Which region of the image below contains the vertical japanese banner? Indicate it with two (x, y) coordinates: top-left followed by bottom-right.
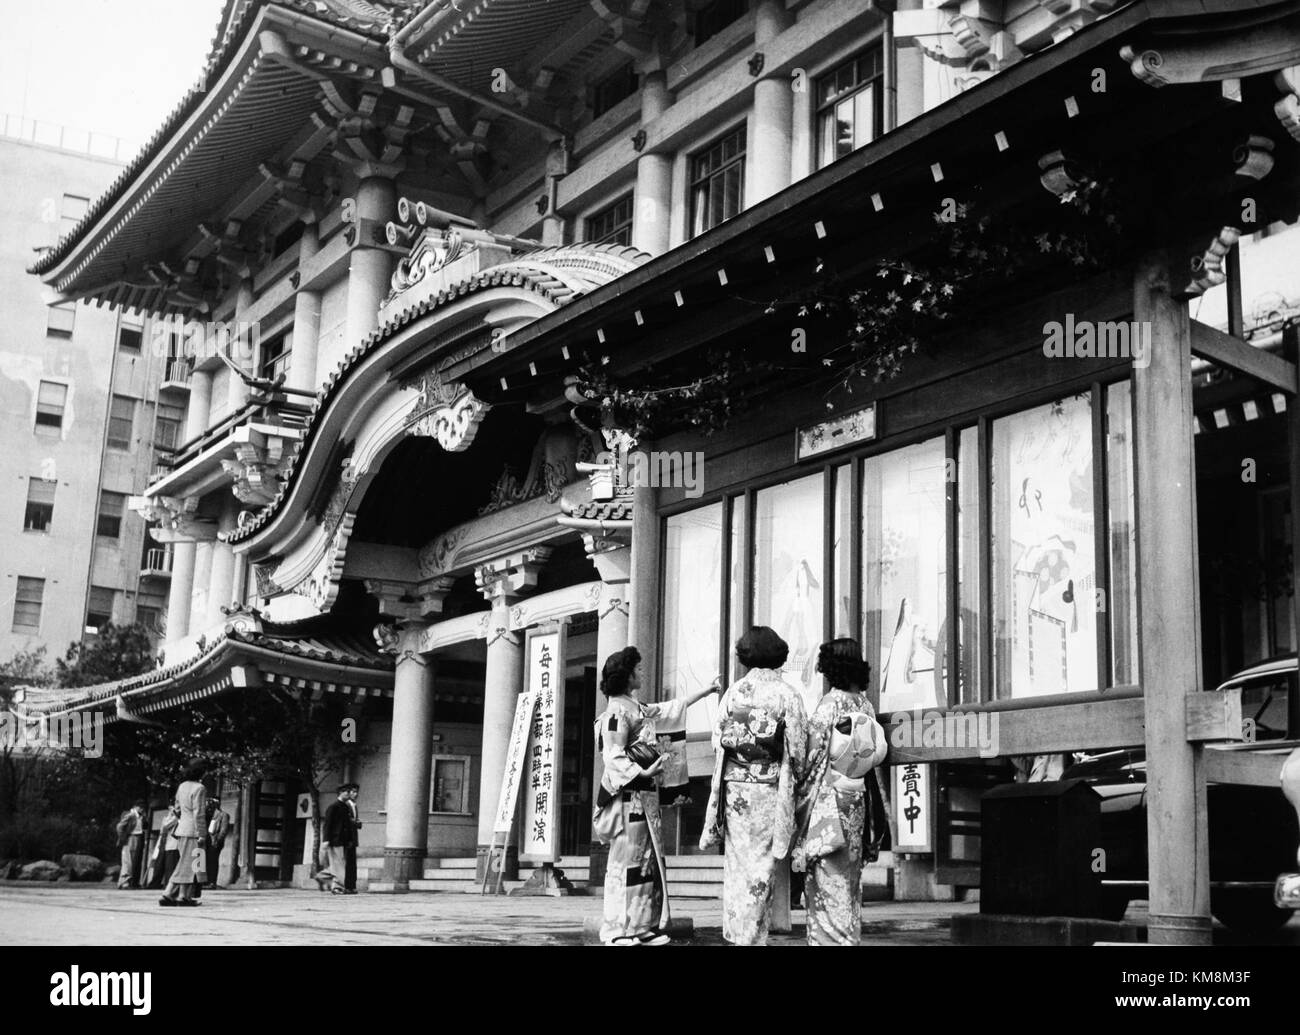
(519, 622), (567, 862)
(493, 689), (538, 834)
(893, 762), (934, 853)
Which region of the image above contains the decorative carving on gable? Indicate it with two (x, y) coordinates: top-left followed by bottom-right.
(131, 495), (217, 543)
(253, 561), (283, 598)
(478, 424), (579, 515)
(404, 367), (490, 452)
(290, 512), (357, 611)
(418, 525), (469, 579)
(220, 432), (295, 506)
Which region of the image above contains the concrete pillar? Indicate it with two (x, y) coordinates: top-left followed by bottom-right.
(1133, 250), (1211, 945)
(628, 480), (661, 693)
(229, 278), (255, 413)
(165, 541), (196, 644)
(474, 594), (524, 882)
(541, 142), (568, 246)
(189, 540), (214, 638)
(746, 0), (793, 207)
(633, 72), (672, 256)
(383, 641), (435, 886)
(185, 370), (213, 442)
(205, 503), (239, 628)
(344, 177), (396, 352)
(287, 223), (322, 394)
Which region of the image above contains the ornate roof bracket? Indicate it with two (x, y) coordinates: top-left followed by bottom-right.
(474, 546), (554, 604)
(366, 574), (456, 622)
(1120, 12), (1300, 91)
(130, 495), (218, 544)
(403, 368), (491, 451)
(1185, 226), (1243, 297)
(1275, 67), (1300, 142)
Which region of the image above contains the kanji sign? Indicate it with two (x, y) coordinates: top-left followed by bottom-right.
(492, 689), (537, 834)
(893, 762), (933, 853)
(519, 623), (567, 862)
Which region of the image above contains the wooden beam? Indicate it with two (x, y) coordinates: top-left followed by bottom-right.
(1189, 319), (1298, 394)
(1185, 688), (1242, 742)
(881, 696), (1147, 764)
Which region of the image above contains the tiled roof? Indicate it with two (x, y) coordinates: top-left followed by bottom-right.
(565, 492), (634, 523)
(225, 243), (649, 544)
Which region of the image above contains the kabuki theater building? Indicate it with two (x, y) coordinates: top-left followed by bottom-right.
(28, 0), (1300, 943)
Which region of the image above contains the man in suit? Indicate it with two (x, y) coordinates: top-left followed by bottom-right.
(116, 800), (147, 889)
(205, 797), (231, 888)
(322, 783), (360, 895)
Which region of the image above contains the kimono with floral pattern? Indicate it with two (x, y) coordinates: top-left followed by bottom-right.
(797, 688), (874, 945)
(700, 668), (812, 945)
(592, 694), (689, 942)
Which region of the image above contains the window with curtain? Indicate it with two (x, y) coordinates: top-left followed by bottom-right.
(86, 586), (115, 631)
(13, 577), (44, 632)
(753, 474), (825, 713)
(862, 437), (949, 713)
(35, 381), (68, 432)
(24, 477), (56, 532)
(97, 491), (126, 539)
(107, 395), (135, 449)
(46, 302), (76, 338)
(690, 126), (746, 238)
(816, 48), (884, 169)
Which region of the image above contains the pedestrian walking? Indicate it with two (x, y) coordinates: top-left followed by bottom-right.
(148, 805), (180, 890)
(701, 626), (814, 945)
(116, 800), (147, 889)
(159, 761), (207, 907)
(205, 797), (231, 888)
(322, 783), (359, 895)
(796, 638), (888, 945)
(592, 647), (719, 946)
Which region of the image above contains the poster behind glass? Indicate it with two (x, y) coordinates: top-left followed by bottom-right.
(992, 394), (1098, 697)
(662, 504), (723, 736)
(753, 475), (825, 714)
(862, 438), (949, 714)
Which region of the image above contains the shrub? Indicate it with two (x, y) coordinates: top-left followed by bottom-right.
(0, 812), (114, 864)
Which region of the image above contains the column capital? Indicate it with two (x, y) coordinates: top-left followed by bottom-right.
(365, 575), (455, 623)
(582, 534), (631, 584)
(475, 547), (554, 603)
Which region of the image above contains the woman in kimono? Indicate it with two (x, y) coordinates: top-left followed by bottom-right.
(593, 646), (719, 945)
(700, 626), (813, 945)
(798, 638), (885, 945)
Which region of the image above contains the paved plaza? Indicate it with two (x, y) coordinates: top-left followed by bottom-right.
(0, 883), (976, 946)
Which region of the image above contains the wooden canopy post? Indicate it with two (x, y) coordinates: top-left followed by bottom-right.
(1132, 251), (1211, 945)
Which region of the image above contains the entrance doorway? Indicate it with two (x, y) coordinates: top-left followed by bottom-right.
(559, 666), (596, 856)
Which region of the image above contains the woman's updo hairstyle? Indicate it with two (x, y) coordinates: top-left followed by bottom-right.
(816, 638), (872, 691)
(600, 646), (642, 697)
(735, 626), (789, 670)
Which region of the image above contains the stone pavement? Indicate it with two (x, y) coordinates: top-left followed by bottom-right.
(0, 883), (976, 946)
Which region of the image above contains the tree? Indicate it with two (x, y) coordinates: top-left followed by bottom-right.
(56, 623), (157, 688)
(0, 646), (54, 819)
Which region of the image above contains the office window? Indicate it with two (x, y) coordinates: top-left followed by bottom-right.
(592, 63), (637, 118)
(690, 126), (746, 238)
(107, 395), (135, 450)
(24, 477), (56, 532)
(694, 0), (749, 46)
(60, 194), (89, 236)
(816, 48), (884, 168)
(97, 491), (126, 539)
(35, 381), (68, 432)
(86, 586), (115, 632)
(136, 603), (163, 635)
(12, 577), (45, 632)
(585, 194), (634, 247)
(46, 302), (76, 338)
(154, 400), (184, 450)
(259, 333), (291, 383)
(118, 314), (144, 354)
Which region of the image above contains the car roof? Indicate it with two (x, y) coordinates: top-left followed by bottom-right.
(1215, 653), (1297, 689)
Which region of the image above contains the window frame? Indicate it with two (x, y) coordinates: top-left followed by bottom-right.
(693, 0), (750, 47)
(12, 577), (45, 632)
(23, 477), (56, 533)
(86, 586), (116, 632)
(815, 47), (885, 170)
(34, 380), (69, 433)
(106, 395), (135, 450)
(688, 125), (747, 239)
(46, 302), (76, 339)
(96, 490), (127, 540)
(584, 193), (634, 247)
(591, 63), (638, 118)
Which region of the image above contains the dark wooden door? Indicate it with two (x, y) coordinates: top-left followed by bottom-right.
(559, 667), (597, 856)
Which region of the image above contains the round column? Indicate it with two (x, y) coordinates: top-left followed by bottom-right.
(343, 177), (396, 352)
(165, 540), (196, 643)
(633, 71), (672, 256)
(475, 596), (524, 882)
(383, 643), (435, 886)
(746, 0), (794, 207)
(185, 370), (214, 442)
(228, 278), (255, 413)
(286, 223), (322, 394)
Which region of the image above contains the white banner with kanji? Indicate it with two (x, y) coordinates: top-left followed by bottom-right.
(519, 625), (566, 861)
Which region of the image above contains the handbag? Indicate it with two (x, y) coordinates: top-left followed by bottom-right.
(829, 712), (888, 779)
(626, 739), (660, 769)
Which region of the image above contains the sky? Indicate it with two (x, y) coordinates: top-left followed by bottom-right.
(0, 0), (227, 157)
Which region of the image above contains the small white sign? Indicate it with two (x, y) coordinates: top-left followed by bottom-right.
(797, 402), (876, 461)
(493, 690), (538, 834)
(893, 762), (933, 853)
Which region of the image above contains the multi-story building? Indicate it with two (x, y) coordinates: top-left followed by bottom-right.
(25, 0), (1300, 943)
(0, 122), (172, 661)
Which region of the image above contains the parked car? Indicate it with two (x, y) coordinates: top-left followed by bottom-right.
(1060, 655), (1300, 934)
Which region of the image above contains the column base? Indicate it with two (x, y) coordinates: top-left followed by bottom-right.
(382, 846), (426, 886)
(1147, 913), (1213, 945)
(509, 862), (574, 897)
(476, 843), (519, 886)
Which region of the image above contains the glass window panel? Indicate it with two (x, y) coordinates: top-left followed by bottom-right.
(47, 303), (75, 337)
(1106, 383), (1138, 686)
(991, 394), (1098, 698)
(431, 758), (468, 812)
(753, 474), (825, 714)
(862, 438), (949, 713)
(835, 99), (854, 160)
(853, 85), (876, 150)
(97, 491), (126, 539)
(36, 381), (68, 430)
(958, 427), (982, 704)
(663, 504), (724, 736)
(107, 395), (134, 449)
(13, 576), (44, 631)
(832, 464), (853, 637)
(24, 477), (56, 532)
